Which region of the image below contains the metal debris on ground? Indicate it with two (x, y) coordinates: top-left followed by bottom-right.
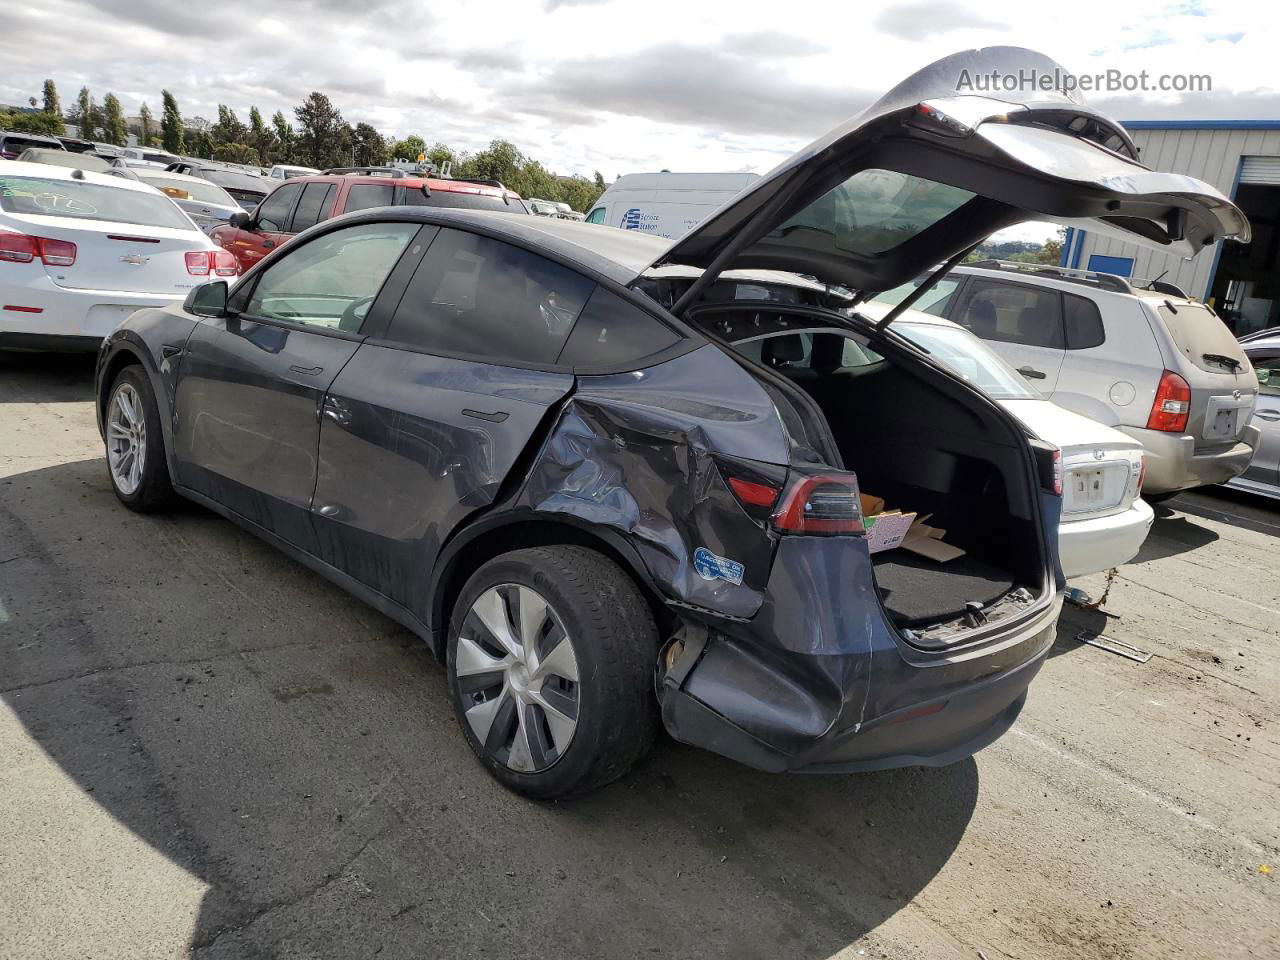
(1076, 630), (1153, 664)
(1064, 568), (1122, 617)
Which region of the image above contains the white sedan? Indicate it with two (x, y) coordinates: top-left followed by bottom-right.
(858, 302), (1154, 579)
(0, 160), (236, 351)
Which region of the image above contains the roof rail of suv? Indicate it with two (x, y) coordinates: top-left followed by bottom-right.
(966, 259), (1137, 294)
(323, 166), (409, 178)
(437, 175), (507, 190)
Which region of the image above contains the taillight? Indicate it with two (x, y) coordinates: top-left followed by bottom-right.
(185, 251), (211, 276)
(1137, 455), (1146, 492)
(0, 232), (76, 266)
(212, 249), (239, 276)
(1146, 370), (1191, 433)
(1052, 448), (1063, 497)
(771, 472), (864, 535)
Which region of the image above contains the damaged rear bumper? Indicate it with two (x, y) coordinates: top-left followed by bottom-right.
(658, 589), (1059, 774)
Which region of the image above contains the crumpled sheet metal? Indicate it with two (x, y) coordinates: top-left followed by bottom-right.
(517, 346), (787, 620)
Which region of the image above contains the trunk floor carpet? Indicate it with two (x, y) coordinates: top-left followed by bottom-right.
(872, 551), (1016, 626)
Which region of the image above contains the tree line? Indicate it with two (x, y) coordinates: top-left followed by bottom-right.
(2, 80), (607, 212)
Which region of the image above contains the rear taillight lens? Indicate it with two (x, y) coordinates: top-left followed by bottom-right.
(771, 472), (864, 535)
(1146, 370), (1191, 433)
(1052, 448), (1063, 497)
(212, 249), (239, 276)
(185, 251), (211, 276)
(0, 232), (76, 266)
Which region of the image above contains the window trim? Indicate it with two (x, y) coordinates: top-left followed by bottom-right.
(231, 221), (429, 340)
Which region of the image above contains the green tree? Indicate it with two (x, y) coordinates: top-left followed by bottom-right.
(139, 102), (154, 144)
(294, 92), (345, 169)
(188, 129), (215, 159)
(102, 93), (127, 146)
(160, 89), (185, 154)
(1033, 228), (1066, 265)
(391, 134), (425, 162)
(213, 143), (260, 165)
(426, 142), (456, 171)
(68, 86), (94, 139)
(351, 122), (388, 166)
(459, 139), (523, 186)
(270, 111), (293, 164)
(248, 106), (275, 165)
(594, 171), (606, 191)
(211, 104), (248, 149)
(8, 111), (66, 136)
(42, 79), (61, 118)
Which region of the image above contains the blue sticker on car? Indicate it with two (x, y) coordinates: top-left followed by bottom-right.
(693, 547), (744, 586)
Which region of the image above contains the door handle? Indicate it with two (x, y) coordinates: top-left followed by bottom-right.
(289, 364), (323, 376)
(462, 408), (509, 423)
(1257, 412), (1280, 421)
(1016, 365), (1047, 380)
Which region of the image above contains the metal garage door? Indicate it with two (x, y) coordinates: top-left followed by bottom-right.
(1240, 156), (1280, 185)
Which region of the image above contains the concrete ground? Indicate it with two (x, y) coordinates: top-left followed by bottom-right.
(1, 352), (1276, 960)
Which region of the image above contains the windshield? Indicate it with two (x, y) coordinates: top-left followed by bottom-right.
(137, 173), (236, 207)
(20, 150), (114, 172)
(895, 321), (1040, 399)
(0, 174), (194, 231)
(142, 152), (176, 165)
(204, 170), (268, 193)
(771, 169), (974, 256)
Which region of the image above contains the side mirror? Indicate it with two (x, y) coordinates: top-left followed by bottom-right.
(228, 210), (251, 229)
(185, 280), (229, 318)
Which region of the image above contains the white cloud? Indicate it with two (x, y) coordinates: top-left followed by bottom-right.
(1, 0), (1274, 183)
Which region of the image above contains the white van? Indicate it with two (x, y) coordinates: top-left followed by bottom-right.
(585, 171), (759, 240)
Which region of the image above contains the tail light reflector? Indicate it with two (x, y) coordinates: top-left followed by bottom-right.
(0, 232), (76, 266)
(1146, 370), (1191, 433)
(771, 472), (864, 535)
(727, 476), (779, 509)
(212, 249), (239, 276)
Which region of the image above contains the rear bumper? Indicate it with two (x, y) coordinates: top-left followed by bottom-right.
(0, 277), (186, 342)
(1058, 498), (1154, 579)
(658, 587), (1060, 774)
(1119, 424), (1259, 494)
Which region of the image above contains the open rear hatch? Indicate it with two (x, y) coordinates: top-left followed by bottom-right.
(634, 46), (1245, 637)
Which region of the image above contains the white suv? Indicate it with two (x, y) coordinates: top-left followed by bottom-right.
(878, 261), (1260, 498)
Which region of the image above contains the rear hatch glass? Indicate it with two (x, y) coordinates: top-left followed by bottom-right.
(1156, 302), (1249, 376)
(0, 173), (192, 231)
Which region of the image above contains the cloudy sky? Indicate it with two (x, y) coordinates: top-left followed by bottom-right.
(3, 0), (1276, 239)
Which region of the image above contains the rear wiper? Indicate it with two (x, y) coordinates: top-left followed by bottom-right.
(1203, 352), (1242, 372)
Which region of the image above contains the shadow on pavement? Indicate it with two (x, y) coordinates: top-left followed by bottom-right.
(1132, 505), (1221, 563)
(1167, 487), (1280, 540)
(1, 456), (980, 960)
(0, 351), (97, 403)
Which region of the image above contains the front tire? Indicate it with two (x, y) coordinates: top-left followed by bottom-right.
(105, 365), (173, 512)
(447, 545), (659, 799)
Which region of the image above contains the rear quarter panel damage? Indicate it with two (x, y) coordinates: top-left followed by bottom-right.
(517, 345), (790, 619)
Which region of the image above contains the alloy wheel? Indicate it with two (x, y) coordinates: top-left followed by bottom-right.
(455, 583), (581, 773)
(106, 383), (147, 496)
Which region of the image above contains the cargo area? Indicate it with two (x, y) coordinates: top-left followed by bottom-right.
(719, 316), (1048, 629)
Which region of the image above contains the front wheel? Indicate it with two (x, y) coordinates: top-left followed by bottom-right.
(105, 366), (173, 512)
(447, 545), (659, 799)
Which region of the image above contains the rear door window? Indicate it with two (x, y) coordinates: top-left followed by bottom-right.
(387, 228), (594, 365)
(397, 186), (518, 212)
(956, 279), (1064, 348)
(1063, 293), (1105, 349)
(344, 183), (395, 213)
(290, 182), (335, 231)
(255, 183), (301, 232)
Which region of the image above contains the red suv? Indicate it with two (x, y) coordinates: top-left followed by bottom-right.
(210, 167), (525, 272)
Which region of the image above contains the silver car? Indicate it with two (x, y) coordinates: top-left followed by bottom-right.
(1230, 331), (1280, 498)
(878, 261), (1260, 498)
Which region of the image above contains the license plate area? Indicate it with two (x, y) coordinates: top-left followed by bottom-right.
(1063, 460), (1128, 515)
(1203, 395), (1251, 441)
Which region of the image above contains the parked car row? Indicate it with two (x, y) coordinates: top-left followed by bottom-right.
(86, 48), (1252, 800)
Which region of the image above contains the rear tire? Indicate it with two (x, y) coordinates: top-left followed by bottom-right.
(447, 545), (659, 799)
(105, 365), (173, 512)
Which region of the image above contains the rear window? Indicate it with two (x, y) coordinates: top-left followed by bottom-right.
(137, 173), (236, 207)
(956, 279), (1064, 349)
(0, 174), (193, 230)
(399, 186), (522, 212)
(205, 171), (267, 193)
(1157, 302), (1248, 375)
(142, 152), (176, 165)
(4, 135), (61, 153)
(345, 183), (394, 212)
(873, 277), (960, 317)
(772, 169), (974, 255)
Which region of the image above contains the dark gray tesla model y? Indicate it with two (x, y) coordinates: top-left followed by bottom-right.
(94, 48), (1244, 797)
